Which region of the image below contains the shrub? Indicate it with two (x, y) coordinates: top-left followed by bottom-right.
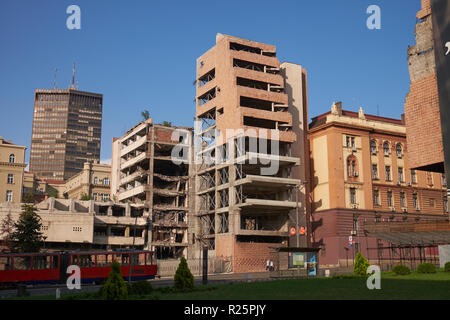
(99, 260), (129, 300)
(416, 263), (437, 274)
(392, 265), (411, 275)
(445, 262), (450, 273)
(174, 257), (194, 290)
(130, 280), (153, 296)
(353, 252), (370, 276)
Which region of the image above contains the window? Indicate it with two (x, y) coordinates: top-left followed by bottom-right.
(442, 174), (447, 187)
(396, 144), (403, 158)
(398, 167), (404, 182)
(93, 193), (98, 201)
(370, 140), (377, 154)
(103, 178), (110, 186)
(346, 136), (355, 149)
(350, 188), (356, 204)
(9, 154), (15, 163)
(7, 174), (14, 184)
(94, 177), (98, 184)
(430, 198), (435, 208)
(102, 194), (110, 202)
(383, 142), (390, 156)
(372, 164), (378, 179)
(347, 156), (358, 178)
(387, 191), (393, 207)
(413, 194), (419, 210)
(411, 170), (417, 184)
(373, 190), (380, 206)
(6, 190), (12, 202)
(385, 166), (391, 181)
(444, 198), (448, 213)
(400, 192), (406, 208)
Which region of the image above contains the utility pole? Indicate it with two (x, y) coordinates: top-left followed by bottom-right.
(128, 215), (138, 284)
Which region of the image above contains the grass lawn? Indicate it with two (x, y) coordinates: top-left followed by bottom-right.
(156, 272), (450, 300)
(4, 271), (450, 300)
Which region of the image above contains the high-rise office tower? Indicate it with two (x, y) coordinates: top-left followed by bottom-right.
(194, 34), (309, 272)
(30, 88), (103, 181)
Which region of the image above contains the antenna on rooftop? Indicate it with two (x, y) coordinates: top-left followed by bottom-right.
(70, 62), (77, 89)
(53, 68), (58, 89)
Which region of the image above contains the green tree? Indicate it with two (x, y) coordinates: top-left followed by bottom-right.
(353, 251), (370, 276)
(80, 193), (93, 201)
(162, 121), (172, 127)
(141, 110), (150, 121)
(99, 260), (129, 300)
(48, 190), (58, 198)
(174, 257), (194, 290)
(10, 203), (44, 253)
(0, 212), (15, 252)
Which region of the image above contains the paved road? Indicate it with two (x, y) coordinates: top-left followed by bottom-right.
(0, 272), (274, 299)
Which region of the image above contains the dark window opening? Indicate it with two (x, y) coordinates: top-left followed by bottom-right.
(230, 42), (261, 54)
(243, 116), (276, 129)
(240, 96), (272, 111)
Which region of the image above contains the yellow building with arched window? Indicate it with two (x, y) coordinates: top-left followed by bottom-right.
(0, 137), (27, 203)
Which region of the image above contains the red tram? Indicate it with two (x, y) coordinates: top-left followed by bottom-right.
(0, 250), (157, 286)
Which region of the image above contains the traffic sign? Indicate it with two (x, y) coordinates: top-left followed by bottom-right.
(290, 226), (296, 236)
(299, 226), (306, 235)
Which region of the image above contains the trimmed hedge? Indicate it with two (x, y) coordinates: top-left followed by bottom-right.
(130, 280), (153, 296)
(444, 262), (450, 272)
(416, 263), (437, 274)
(174, 257), (194, 290)
(392, 265), (411, 275)
(99, 260), (129, 300)
(353, 252), (370, 276)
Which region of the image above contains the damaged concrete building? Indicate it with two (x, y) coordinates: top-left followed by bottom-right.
(193, 34), (309, 272)
(111, 119), (195, 259)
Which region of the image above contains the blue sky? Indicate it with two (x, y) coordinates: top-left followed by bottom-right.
(0, 0), (420, 163)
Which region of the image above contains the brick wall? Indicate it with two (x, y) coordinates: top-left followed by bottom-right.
(405, 74), (444, 169)
(233, 241), (284, 273)
(417, 0), (431, 20)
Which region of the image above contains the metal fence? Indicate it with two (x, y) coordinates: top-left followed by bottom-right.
(156, 256), (232, 277)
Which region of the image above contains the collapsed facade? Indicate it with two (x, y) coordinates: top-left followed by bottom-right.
(111, 119), (195, 259)
(193, 34), (309, 272)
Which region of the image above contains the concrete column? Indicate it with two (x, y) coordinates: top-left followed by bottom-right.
(107, 206), (112, 216)
(69, 199), (75, 212)
(107, 226), (111, 236)
(48, 197), (55, 212)
(88, 200), (95, 214)
(125, 203), (131, 217)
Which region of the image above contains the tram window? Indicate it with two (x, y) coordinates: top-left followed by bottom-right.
(0, 257), (11, 270)
(147, 253), (153, 265)
(97, 254), (112, 267)
(114, 254), (129, 266)
(79, 255), (94, 268)
(52, 256), (59, 269)
(72, 255), (80, 265)
(33, 256), (51, 270)
(13, 256), (31, 270)
(129, 253), (142, 266)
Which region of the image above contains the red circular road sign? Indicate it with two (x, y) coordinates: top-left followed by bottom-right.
(299, 226), (306, 235)
(290, 227), (296, 236)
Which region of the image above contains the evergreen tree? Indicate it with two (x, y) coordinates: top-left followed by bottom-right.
(353, 251), (370, 276)
(10, 203), (44, 253)
(0, 212), (15, 252)
(174, 257), (194, 290)
(99, 260), (129, 300)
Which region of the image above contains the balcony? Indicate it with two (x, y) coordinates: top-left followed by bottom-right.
(120, 135), (147, 157)
(94, 235), (145, 246)
(120, 152), (148, 171)
(118, 185), (149, 201)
